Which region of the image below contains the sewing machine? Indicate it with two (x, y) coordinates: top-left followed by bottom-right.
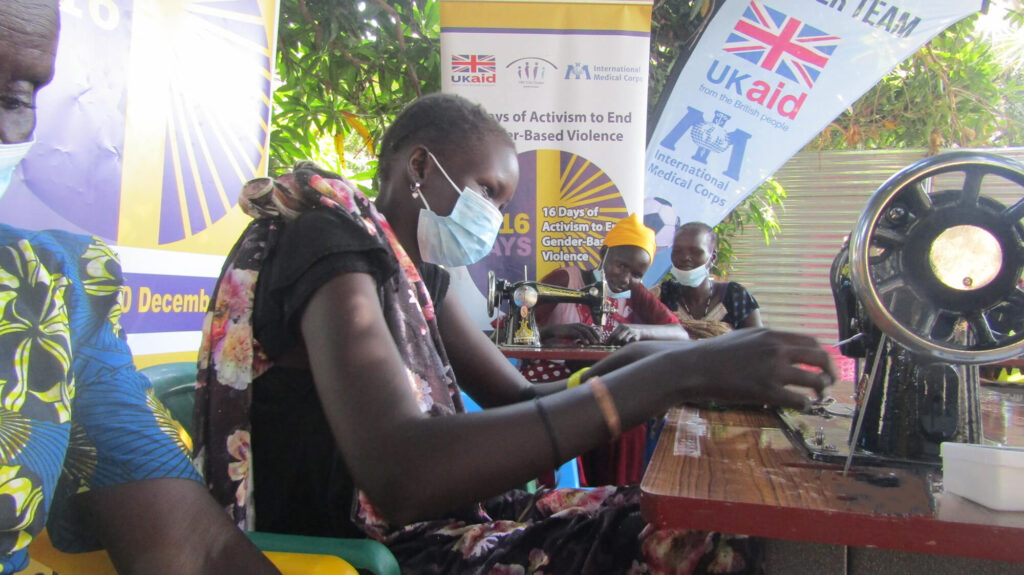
(486, 270), (615, 347)
(783, 151), (1024, 467)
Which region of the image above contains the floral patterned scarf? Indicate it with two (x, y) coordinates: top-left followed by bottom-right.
(192, 164), (466, 534)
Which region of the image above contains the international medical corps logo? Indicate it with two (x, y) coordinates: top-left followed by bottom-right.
(725, 1), (840, 88)
(450, 54), (497, 84)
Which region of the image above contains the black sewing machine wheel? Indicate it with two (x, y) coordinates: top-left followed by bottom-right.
(849, 152), (1024, 364)
(487, 271), (498, 317)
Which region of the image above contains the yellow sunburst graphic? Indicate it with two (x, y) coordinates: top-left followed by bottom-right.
(534, 149), (627, 279)
(118, 0), (278, 254)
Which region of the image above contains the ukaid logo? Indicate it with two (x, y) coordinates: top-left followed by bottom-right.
(709, 1), (840, 120)
(451, 54), (497, 84)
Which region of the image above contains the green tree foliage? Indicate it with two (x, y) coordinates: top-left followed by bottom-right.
(267, 0), (1020, 272)
(271, 0), (440, 184)
(268, 0), (775, 270)
(648, 0), (714, 120)
(812, 11), (1024, 153)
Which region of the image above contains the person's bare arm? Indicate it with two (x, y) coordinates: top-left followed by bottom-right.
(438, 292), (547, 405)
(303, 272), (592, 523)
(608, 323), (690, 344)
(302, 272), (835, 526)
(74, 478), (280, 575)
(741, 308), (764, 328)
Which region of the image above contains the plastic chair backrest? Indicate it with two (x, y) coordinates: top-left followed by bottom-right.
(555, 458), (582, 490)
(140, 362), (198, 433)
(247, 532), (399, 575)
(27, 528), (359, 575)
(143, 362), (401, 575)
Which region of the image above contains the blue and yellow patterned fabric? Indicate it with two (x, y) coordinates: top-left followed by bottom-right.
(0, 225), (199, 574)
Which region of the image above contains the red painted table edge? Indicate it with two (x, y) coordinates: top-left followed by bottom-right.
(640, 449), (1024, 563)
(496, 345), (615, 361)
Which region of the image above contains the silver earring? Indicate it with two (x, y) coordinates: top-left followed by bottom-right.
(410, 181), (421, 198)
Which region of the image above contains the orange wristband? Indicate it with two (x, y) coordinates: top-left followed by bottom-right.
(588, 376), (621, 440)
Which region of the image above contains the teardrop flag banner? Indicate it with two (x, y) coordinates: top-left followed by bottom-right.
(642, 0), (984, 286)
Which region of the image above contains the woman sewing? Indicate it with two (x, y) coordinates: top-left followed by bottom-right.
(193, 93), (833, 573)
(523, 214), (689, 486)
(530, 213), (689, 350)
(655, 221), (764, 339)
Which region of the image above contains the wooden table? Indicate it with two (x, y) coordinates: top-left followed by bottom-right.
(640, 391), (1024, 563)
(495, 344), (617, 361)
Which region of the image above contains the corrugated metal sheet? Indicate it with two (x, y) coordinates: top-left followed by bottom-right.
(725, 148), (1024, 345)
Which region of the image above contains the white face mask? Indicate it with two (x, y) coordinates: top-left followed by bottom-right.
(0, 139), (35, 200)
(593, 267), (631, 299)
(671, 263), (710, 287)
(413, 151), (503, 267)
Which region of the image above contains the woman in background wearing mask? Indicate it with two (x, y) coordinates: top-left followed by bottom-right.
(528, 212), (688, 351)
(523, 214), (688, 487)
(530, 213), (689, 351)
(193, 93), (832, 573)
(655, 222), (764, 340)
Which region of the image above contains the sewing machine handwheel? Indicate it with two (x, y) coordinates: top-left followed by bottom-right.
(849, 152), (1024, 364)
(487, 271), (497, 317)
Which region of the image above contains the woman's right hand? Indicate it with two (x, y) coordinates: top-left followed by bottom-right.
(540, 323), (603, 345)
(628, 328), (836, 411)
(682, 328), (835, 409)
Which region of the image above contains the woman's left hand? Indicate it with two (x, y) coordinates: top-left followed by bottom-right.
(608, 323), (690, 345)
(607, 323), (647, 345)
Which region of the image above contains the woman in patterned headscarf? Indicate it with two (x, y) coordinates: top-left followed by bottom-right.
(192, 93), (834, 574)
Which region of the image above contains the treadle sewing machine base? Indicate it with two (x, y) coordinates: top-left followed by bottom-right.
(777, 380), (1024, 468)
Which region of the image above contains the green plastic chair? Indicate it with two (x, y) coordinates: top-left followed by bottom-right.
(246, 532), (397, 575)
(142, 362), (400, 575)
(141, 362), (196, 432)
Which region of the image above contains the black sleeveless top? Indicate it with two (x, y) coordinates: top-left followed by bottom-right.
(249, 208), (449, 537)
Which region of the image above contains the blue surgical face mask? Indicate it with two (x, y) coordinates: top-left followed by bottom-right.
(593, 266), (632, 299)
(671, 263), (710, 287)
(413, 151), (503, 267)
(0, 139), (35, 200)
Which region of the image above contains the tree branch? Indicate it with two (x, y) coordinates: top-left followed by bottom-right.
(370, 0), (423, 96)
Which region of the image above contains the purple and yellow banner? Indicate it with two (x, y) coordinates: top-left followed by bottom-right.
(0, 0), (279, 366)
(441, 0), (653, 327)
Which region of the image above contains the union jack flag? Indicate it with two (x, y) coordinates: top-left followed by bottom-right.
(724, 1), (839, 88)
(451, 54), (496, 74)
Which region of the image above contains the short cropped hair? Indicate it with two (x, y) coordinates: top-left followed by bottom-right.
(377, 93), (512, 184)
(675, 221), (718, 248)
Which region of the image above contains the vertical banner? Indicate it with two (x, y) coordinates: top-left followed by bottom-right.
(441, 0), (653, 327)
(642, 0), (983, 285)
(0, 0), (279, 366)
